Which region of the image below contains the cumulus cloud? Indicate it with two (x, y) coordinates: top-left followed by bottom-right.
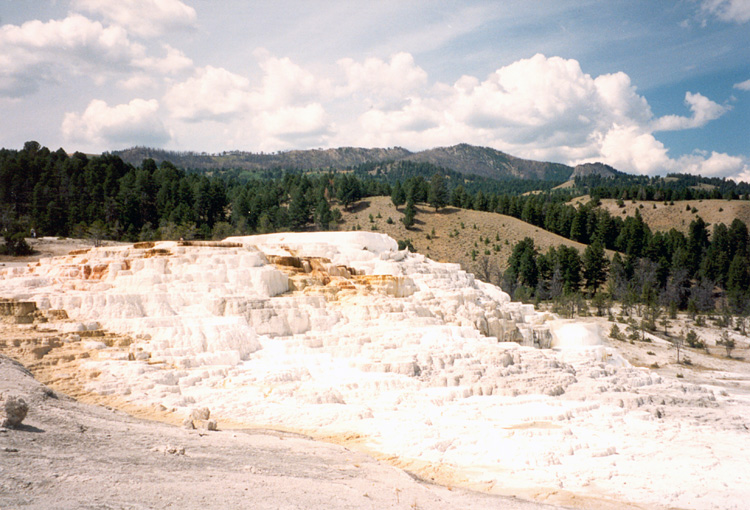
(251, 49), (332, 109)
(62, 98), (170, 148)
(72, 0), (197, 37)
(340, 54), (653, 158)
(0, 13), (195, 98)
(164, 54), (335, 147)
(325, 53), (745, 179)
(337, 52), (428, 106)
(254, 103), (330, 145)
(734, 79), (750, 90)
(651, 91), (729, 131)
(133, 44), (193, 75)
(163, 66), (252, 121)
(701, 0), (750, 23)
(0, 14), (142, 96)
(678, 151), (750, 178)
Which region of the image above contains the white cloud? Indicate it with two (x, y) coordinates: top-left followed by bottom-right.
(72, 0), (197, 37)
(164, 54), (336, 148)
(164, 66), (251, 121)
(594, 125), (673, 175)
(337, 52), (428, 106)
(701, 0), (750, 23)
(339, 54), (656, 160)
(256, 104), (327, 136)
(734, 79), (750, 90)
(62, 98), (170, 149)
(251, 49), (333, 109)
(678, 150), (750, 178)
(0, 13), (193, 98)
(133, 44), (193, 75)
(0, 14), (142, 96)
(652, 91), (729, 131)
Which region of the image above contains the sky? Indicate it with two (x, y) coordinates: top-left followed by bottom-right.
(1, 0), (749, 181)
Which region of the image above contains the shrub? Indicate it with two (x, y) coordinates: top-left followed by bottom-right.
(0, 232), (33, 256)
(685, 330), (705, 349)
(717, 331), (736, 358)
(397, 239), (416, 252)
(609, 324), (623, 341)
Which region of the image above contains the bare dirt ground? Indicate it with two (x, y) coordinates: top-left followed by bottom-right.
(0, 237), (125, 269)
(339, 196), (594, 281)
(569, 197), (750, 235)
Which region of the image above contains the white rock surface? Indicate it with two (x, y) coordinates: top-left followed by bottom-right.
(2, 232), (749, 509)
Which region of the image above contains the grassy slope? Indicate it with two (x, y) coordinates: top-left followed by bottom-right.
(571, 197), (750, 235)
(339, 196), (592, 282)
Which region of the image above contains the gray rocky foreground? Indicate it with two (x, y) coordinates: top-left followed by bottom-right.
(0, 355), (564, 510)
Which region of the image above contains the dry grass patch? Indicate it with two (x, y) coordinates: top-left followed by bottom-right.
(339, 196), (592, 281)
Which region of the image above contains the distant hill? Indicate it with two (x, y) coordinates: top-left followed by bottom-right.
(114, 144), (578, 182)
(571, 162), (622, 179)
(401, 143), (573, 181)
(113, 146), (411, 173)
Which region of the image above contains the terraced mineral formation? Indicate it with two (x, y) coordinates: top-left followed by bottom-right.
(1, 232), (748, 510)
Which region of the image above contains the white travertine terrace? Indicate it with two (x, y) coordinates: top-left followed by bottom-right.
(2, 232), (748, 509)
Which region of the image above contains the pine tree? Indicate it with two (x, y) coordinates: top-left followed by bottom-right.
(428, 174), (448, 212)
(391, 180), (406, 209)
(402, 198), (416, 229)
(314, 198), (333, 230)
(287, 187), (310, 229)
(583, 240), (609, 295)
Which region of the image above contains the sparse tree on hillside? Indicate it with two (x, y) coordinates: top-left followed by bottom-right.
(717, 331), (736, 358)
(428, 173), (448, 212)
(391, 180), (406, 209)
(401, 199), (416, 229)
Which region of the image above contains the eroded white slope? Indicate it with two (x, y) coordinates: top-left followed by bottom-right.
(2, 232), (748, 510)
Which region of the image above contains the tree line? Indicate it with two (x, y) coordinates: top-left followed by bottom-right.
(0, 142), (397, 251)
(501, 213), (750, 319)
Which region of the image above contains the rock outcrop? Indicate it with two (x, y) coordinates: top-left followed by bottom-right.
(1, 393), (28, 428)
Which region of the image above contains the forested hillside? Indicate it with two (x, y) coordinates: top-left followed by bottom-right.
(114, 143), (574, 182)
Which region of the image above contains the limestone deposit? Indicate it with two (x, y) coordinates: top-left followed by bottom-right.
(1, 232), (749, 509)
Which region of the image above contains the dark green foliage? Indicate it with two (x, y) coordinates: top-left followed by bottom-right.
(428, 174), (448, 211)
(397, 239), (416, 252)
(391, 180), (406, 208)
(401, 199), (416, 229)
(0, 231), (33, 256)
(335, 174), (362, 211)
(505, 238), (539, 290)
(582, 240), (609, 294)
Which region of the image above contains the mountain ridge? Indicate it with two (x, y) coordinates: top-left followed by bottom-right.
(113, 144), (590, 182)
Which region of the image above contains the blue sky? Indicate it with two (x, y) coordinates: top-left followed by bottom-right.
(1, 0), (748, 180)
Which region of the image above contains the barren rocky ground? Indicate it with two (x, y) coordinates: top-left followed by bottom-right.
(0, 350), (562, 510)
(0, 238), (564, 510)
